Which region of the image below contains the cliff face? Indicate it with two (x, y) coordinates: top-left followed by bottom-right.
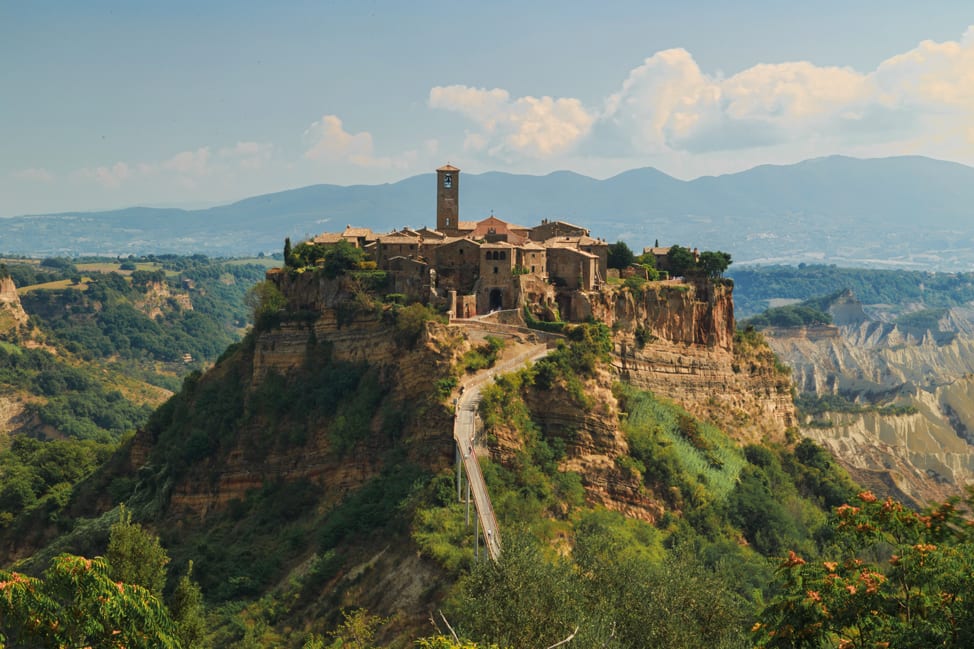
(135, 280), (193, 319)
(487, 279), (795, 523)
(0, 275), (28, 334)
(764, 293), (974, 505)
(165, 271), (462, 518)
(592, 281), (795, 444)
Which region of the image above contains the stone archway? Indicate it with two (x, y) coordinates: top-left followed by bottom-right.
(489, 288), (504, 311)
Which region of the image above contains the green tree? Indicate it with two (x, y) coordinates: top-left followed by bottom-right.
(607, 240), (636, 269)
(284, 237), (293, 267)
(0, 554), (179, 648)
(245, 279), (287, 326)
(326, 608), (384, 649)
(322, 240), (365, 278)
(450, 532), (583, 649)
(666, 245), (698, 277)
(757, 490), (974, 648)
(169, 561), (208, 649)
(699, 250), (732, 278)
(106, 505), (170, 596)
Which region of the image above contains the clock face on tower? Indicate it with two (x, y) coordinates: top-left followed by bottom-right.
(443, 174), (453, 189)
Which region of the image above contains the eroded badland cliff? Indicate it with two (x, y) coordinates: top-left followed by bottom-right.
(764, 290), (974, 506)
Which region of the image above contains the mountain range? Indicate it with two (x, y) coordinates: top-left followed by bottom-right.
(3, 155), (973, 269)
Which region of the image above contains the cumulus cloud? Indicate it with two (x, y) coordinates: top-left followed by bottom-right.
(304, 114), (417, 169)
(305, 115), (379, 165)
(435, 26), (974, 164)
(429, 85), (595, 160)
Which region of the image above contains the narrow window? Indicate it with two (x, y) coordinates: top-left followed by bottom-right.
(494, 266), (498, 274)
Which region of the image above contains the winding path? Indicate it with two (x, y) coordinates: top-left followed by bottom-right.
(451, 319), (560, 561)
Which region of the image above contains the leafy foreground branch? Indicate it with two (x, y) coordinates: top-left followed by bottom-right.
(757, 488), (974, 648)
(0, 554), (179, 649)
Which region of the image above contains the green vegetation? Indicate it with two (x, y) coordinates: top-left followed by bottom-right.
(757, 489), (974, 648)
(667, 245), (732, 279)
(606, 240), (635, 269)
(0, 554), (180, 648)
(744, 302), (833, 329)
(522, 306), (567, 334)
(460, 336), (504, 373)
(730, 265), (974, 318)
(13, 255), (266, 375)
(0, 344), (153, 442)
(0, 502), (208, 649)
(0, 436), (116, 529)
(895, 307), (948, 333)
(796, 393), (919, 418)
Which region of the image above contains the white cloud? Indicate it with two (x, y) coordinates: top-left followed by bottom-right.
(304, 114), (415, 169)
(304, 115), (377, 165)
(435, 26), (974, 166)
(429, 85), (595, 160)
(83, 162), (132, 189)
(12, 167), (55, 182)
(163, 147), (212, 176)
(219, 141), (273, 170)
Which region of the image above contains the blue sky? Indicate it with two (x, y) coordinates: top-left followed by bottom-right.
(2, 1), (974, 216)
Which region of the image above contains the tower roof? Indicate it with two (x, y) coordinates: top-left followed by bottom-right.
(437, 164), (460, 172)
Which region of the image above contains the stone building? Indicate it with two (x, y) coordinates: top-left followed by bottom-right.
(310, 164), (618, 319)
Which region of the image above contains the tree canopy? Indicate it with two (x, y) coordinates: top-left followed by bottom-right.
(607, 241), (636, 270)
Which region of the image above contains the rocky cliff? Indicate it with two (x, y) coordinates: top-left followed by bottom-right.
(0, 275), (28, 335)
(162, 271), (464, 518)
(764, 291), (974, 505)
(592, 280), (795, 444)
(487, 279), (795, 523)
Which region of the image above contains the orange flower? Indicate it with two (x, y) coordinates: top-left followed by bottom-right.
(823, 561), (838, 572)
(783, 550), (806, 567)
(807, 590), (822, 602)
(858, 490), (877, 503)
(845, 585), (857, 594)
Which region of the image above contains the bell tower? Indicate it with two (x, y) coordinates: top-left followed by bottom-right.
(436, 164), (460, 234)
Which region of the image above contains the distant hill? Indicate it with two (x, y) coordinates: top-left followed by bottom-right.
(3, 155), (973, 269)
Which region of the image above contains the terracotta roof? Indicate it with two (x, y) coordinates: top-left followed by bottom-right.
(416, 227), (446, 239)
(343, 226), (373, 238)
(312, 232), (344, 244)
(644, 247), (671, 255)
(549, 246), (598, 259)
(377, 233), (418, 242)
(545, 235), (605, 247)
(437, 164), (460, 172)
(456, 221), (477, 231)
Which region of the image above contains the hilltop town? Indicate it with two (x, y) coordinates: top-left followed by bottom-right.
(282, 165), (718, 322)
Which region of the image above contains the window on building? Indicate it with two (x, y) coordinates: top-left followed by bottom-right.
(499, 251), (506, 260)
(531, 266), (535, 272)
(493, 266), (498, 274)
